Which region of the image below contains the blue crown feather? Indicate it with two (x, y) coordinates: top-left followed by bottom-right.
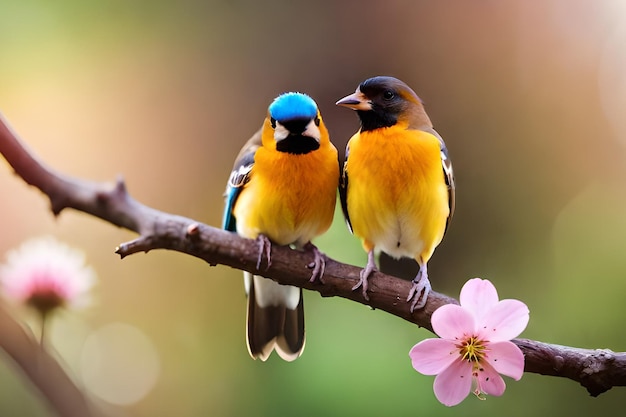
(269, 92), (318, 122)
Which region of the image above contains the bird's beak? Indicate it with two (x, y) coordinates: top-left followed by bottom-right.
(336, 90), (371, 111)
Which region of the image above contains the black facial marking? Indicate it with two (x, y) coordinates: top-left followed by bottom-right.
(276, 135), (320, 155)
(356, 77), (411, 132)
(280, 117), (310, 135)
(357, 109), (397, 131)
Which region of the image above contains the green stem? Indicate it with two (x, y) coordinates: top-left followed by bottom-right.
(39, 310), (48, 351)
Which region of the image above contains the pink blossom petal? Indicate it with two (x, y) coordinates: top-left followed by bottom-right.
(431, 304), (476, 340)
(433, 358), (473, 406)
(485, 341), (525, 380)
(410, 338), (459, 375)
(477, 299), (529, 342)
(476, 361), (506, 397)
(0, 237), (96, 312)
(459, 278), (499, 321)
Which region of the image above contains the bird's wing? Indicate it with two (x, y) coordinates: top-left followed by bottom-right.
(338, 141), (353, 233)
(425, 127), (455, 232)
(222, 129), (262, 232)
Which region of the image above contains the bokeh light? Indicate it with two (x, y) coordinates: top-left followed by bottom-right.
(80, 322), (160, 406)
(598, 1), (626, 149)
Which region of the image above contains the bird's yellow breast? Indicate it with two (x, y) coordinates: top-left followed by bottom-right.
(234, 144), (339, 246)
(346, 125), (449, 261)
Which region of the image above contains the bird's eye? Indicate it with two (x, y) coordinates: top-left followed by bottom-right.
(383, 91), (395, 100)
(314, 116), (320, 127)
(270, 117), (276, 129)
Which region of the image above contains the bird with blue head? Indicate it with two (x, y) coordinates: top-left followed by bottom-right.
(223, 92), (339, 361)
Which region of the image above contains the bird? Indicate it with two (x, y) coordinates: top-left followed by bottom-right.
(336, 76), (455, 312)
(222, 92), (339, 361)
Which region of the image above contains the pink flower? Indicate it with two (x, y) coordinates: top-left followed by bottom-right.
(0, 237), (96, 315)
(409, 278), (529, 406)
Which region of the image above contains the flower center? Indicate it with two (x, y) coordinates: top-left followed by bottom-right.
(457, 336), (487, 363)
(27, 288), (66, 315)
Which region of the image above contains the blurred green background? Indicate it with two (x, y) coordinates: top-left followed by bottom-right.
(2, 0), (626, 416)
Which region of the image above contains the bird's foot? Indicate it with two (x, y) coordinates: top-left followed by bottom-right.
(352, 250), (376, 301)
(304, 242), (326, 284)
(255, 235), (272, 271)
(407, 269), (431, 312)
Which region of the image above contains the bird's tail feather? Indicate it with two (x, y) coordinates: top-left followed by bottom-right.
(246, 275), (305, 362)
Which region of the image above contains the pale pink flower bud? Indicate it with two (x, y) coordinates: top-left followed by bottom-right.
(0, 237), (96, 315)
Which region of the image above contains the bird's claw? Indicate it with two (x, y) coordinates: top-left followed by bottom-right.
(256, 235), (272, 271)
(352, 250), (376, 301)
(305, 243), (326, 284)
(407, 272), (431, 313)
(352, 268), (371, 301)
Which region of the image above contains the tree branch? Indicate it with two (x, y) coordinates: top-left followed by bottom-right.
(1, 113), (624, 398)
(0, 303), (96, 417)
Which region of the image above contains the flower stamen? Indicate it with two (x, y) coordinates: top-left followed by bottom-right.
(458, 336), (487, 363)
